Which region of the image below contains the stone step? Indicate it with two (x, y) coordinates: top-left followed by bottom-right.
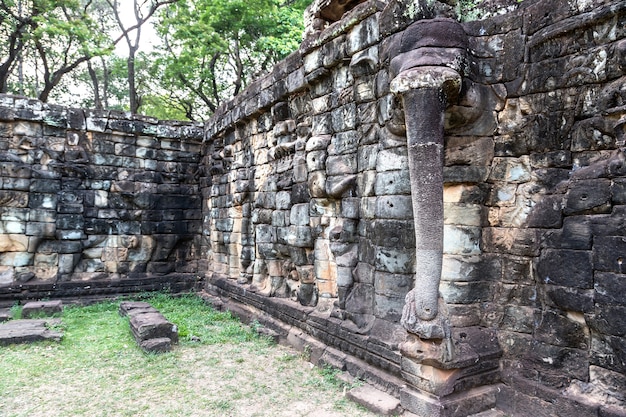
(469, 409), (508, 417)
(346, 384), (403, 416)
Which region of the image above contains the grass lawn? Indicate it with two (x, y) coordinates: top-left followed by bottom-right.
(0, 293), (376, 417)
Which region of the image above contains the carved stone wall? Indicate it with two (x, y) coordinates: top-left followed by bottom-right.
(0, 95), (204, 301)
(470, 1), (626, 414)
(0, 0), (624, 415)
(202, 0), (626, 415)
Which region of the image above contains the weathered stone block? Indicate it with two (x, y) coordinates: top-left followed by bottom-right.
(331, 104), (357, 133)
(593, 236), (626, 273)
(522, 341), (590, 387)
(488, 156), (532, 183)
(21, 300), (63, 319)
(140, 337), (172, 353)
(0, 190), (29, 207)
(347, 13), (380, 55)
(286, 226), (313, 248)
(374, 246), (414, 274)
(536, 249), (593, 289)
(374, 270), (413, 297)
(0, 234), (29, 252)
(534, 310), (589, 349)
(525, 195), (564, 228)
(482, 227), (540, 257)
(589, 304), (626, 337)
(564, 179), (612, 215)
(444, 225), (481, 255)
(375, 195), (412, 219)
(377, 148), (408, 172)
(345, 283), (374, 315)
(326, 154), (358, 175)
(544, 285), (594, 313)
(595, 272), (626, 306)
(0, 319), (63, 345)
(442, 255), (500, 283)
(590, 334), (626, 374)
(373, 170), (411, 196)
(0, 220), (25, 234)
(440, 281), (492, 304)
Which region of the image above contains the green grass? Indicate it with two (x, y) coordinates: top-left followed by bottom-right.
(0, 293), (376, 417)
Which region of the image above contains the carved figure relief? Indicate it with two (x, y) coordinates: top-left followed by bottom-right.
(388, 18), (468, 342)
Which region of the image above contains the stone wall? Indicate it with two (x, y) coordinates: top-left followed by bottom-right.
(0, 95), (204, 302)
(202, 0), (626, 415)
(472, 1), (626, 414)
(1, 0), (625, 415)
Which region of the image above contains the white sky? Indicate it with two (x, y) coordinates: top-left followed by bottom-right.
(113, 1), (160, 55)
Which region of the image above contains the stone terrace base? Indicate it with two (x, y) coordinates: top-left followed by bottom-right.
(401, 385), (500, 417)
(0, 274), (203, 307)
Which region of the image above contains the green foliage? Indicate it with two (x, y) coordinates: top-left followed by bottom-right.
(142, 292), (257, 344)
(9, 304), (22, 320)
(1, 0), (113, 100)
(153, 0), (311, 120)
(1, 0), (311, 119)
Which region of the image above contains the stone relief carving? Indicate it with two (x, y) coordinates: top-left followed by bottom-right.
(388, 18), (468, 343)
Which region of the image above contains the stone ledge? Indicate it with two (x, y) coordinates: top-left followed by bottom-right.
(347, 384), (403, 416)
(204, 277), (408, 399)
(400, 384), (500, 417)
(207, 275), (404, 376)
(0, 308), (12, 322)
(0, 274), (203, 304)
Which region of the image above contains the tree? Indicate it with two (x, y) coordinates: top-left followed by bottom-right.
(0, 0), (114, 102)
(154, 0), (309, 120)
(105, 0), (177, 114)
(0, 0), (33, 94)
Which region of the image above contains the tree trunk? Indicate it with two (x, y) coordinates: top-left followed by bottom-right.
(128, 48), (139, 113)
(87, 61), (102, 109)
(101, 56), (110, 109)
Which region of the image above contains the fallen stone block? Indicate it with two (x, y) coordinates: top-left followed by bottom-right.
(120, 301), (178, 353)
(21, 300), (63, 319)
(140, 337), (172, 353)
(255, 326), (279, 344)
(129, 312), (178, 344)
(0, 308), (12, 322)
(0, 319), (63, 345)
(118, 301), (155, 317)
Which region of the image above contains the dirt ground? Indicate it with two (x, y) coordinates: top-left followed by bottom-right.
(0, 340), (380, 417)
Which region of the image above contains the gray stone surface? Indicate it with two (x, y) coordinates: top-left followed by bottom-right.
(21, 300), (63, 319)
(0, 308), (13, 322)
(346, 384), (402, 416)
(120, 302), (178, 353)
(0, 319), (63, 345)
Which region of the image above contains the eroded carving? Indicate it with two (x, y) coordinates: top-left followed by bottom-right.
(389, 18), (468, 340)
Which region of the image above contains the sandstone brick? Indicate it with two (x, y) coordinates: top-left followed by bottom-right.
(536, 249), (593, 289)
